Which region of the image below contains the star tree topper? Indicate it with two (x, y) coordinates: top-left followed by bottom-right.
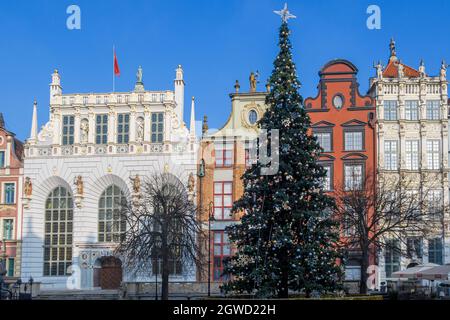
(274, 3), (296, 23)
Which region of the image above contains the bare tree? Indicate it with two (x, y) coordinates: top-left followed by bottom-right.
(334, 172), (444, 294)
(115, 172), (204, 300)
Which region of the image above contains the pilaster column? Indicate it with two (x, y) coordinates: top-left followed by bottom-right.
(144, 107), (151, 142)
(108, 108), (116, 144)
(88, 109), (95, 144)
(129, 108), (136, 143)
(74, 111), (81, 145)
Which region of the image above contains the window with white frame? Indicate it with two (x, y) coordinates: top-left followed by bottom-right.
(62, 115), (75, 146)
(384, 101), (398, 121)
(117, 114), (130, 144)
(385, 240), (401, 278)
(384, 141), (398, 170)
(44, 186), (73, 276)
(406, 237), (423, 259)
(405, 100), (419, 120)
(344, 131), (363, 151)
(117, 95), (122, 104)
(244, 140), (257, 168)
(320, 164), (333, 191)
(428, 190), (443, 218)
(96, 114), (108, 145)
(0, 150), (5, 168)
(96, 96), (101, 104)
(2, 219), (13, 240)
(98, 185), (126, 243)
(152, 94), (157, 102)
(344, 163), (363, 191)
(151, 112), (164, 143)
(83, 96), (88, 105)
(428, 238), (443, 265)
(405, 140), (419, 170)
(427, 140), (440, 170)
(314, 132), (332, 152)
(426, 100), (440, 120)
(4, 183), (15, 204)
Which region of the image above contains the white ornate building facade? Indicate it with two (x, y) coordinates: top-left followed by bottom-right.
(21, 66), (198, 290)
(369, 40), (450, 285)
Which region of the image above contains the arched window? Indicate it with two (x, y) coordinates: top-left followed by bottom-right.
(44, 186), (73, 276)
(98, 185), (126, 243)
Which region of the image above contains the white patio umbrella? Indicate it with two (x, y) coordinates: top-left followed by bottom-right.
(416, 264), (450, 281)
(391, 263), (439, 279)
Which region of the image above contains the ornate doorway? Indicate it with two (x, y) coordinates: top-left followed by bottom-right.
(98, 256), (122, 290)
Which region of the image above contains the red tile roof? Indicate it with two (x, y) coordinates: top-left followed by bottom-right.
(383, 59), (421, 78)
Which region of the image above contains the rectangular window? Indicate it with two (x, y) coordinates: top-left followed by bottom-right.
(213, 231), (231, 281)
(321, 164), (333, 191)
(4, 183), (15, 204)
(62, 115), (75, 146)
(344, 131), (363, 151)
(215, 142), (233, 168)
(214, 182), (233, 220)
(405, 140), (419, 170)
(406, 238), (423, 260)
(117, 114), (130, 144)
(117, 95), (122, 103)
(0, 151), (5, 168)
(428, 190), (443, 218)
(83, 96), (88, 105)
(314, 132), (332, 152)
(426, 100), (440, 120)
(3, 219), (13, 240)
(428, 238), (443, 265)
(104, 96), (109, 104)
(151, 112), (164, 143)
(7, 258), (14, 277)
(405, 100), (419, 120)
(427, 140), (440, 170)
(344, 164), (363, 191)
(95, 114), (108, 145)
(384, 141), (398, 171)
(385, 240), (401, 278)
(384, 101), (398, 121)
(96, 96), (101, 104)
(244, 140), (257, 168)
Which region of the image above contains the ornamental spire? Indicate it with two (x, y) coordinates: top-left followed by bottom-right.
(29, 100), (38, 143)
(274, 3), (296, 23)
(389, 38), (398, 62)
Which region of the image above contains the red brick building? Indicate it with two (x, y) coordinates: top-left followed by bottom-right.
(0, 113), (24, 279)
(304, 60), (376, 283)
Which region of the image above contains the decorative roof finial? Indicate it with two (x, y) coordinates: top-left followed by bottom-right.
(0, 113), (4, 129)
(419, 59), (426, 77)
(274, 3), (296, 23)
(234, 80), (240, 93)
(389, 38), (397, 62)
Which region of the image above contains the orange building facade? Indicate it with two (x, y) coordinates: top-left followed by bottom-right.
(0, 113), (24, 280)
(304, 60), (377, 282)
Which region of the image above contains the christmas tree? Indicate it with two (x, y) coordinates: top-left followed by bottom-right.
(222, 7), (343, 299)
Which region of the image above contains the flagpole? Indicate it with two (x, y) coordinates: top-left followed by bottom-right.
(113, 45), (115, 92)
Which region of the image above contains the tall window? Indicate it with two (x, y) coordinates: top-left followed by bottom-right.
(344, 131), (363, 151)
(117, 113), (130, 144)
(321, 164), (333, 191)
(405, 100), (419, 120)
(7, 258), (14, 277)
(214, 182), (233, 220)
(213, 231), (231, 281)
(427, 140), (440, 170)
(426, 100), (440, 120)
(151, 113), (164, 143)
(314, 132), (332, 152)
(405, 140), (419, 170)
(4, 183), (15, 204)
(428, 238), (443, 265)
(2, 219), (13, 240)
(428, 190), (443, 219)
(62, 115), (74, 146)
(244, 140), (257, 168)
(96, 114), (108, 145)
(215, 142), (233, 168)
(344, 164), (363, 191)
(44, 186), (73, 276)
(98, 185), (126, 243)
(384, 101), (398, 121)
(0, 151), (5, 168)
(152, 247), (183, 276)
(384, 141), (398, 170)
(406, 237), (423, 259)
(385, 240), (400, 278)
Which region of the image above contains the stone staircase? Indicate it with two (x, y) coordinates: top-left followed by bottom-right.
(36, 289), (120, 300)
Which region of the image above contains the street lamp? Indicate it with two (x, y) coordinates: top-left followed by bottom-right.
(208, 201), (214, 297)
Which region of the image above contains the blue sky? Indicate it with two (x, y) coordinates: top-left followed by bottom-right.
(0, 0), (449, 141)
